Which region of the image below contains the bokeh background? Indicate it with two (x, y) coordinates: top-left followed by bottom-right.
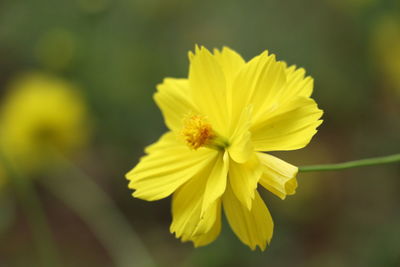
(0, 0), (399, 266)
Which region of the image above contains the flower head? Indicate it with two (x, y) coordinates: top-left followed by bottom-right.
(126, 46), (323, 250)
(371, 15), (400, 96)
(0, 73), (90, 170)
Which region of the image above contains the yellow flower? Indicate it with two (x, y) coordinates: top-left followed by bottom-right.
(126, 47), (323, 250)
(0, 73), (89, 170)
(370, 15), (400, 96)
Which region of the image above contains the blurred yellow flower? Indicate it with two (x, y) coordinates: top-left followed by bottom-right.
(0, 73), (90, 170)
(126, 47), (323, 250)
(371, 15), (400, 95)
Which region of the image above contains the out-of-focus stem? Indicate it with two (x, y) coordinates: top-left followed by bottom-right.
(41, 155), (157, 267)
(299, 153), (400, 172)
(0, 151), (61, 267)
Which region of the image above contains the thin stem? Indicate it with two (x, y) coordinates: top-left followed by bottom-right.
(41, 154), (157, 267)
(0, 151), (61, 267)
(299, 153), (400, 172)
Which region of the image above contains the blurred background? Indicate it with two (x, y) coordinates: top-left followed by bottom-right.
(0, 0), (399, 266)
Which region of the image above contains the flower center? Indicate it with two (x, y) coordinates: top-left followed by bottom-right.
(181, 114), (215, 150)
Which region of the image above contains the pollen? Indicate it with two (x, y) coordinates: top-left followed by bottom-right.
(181, 114), (215, 150)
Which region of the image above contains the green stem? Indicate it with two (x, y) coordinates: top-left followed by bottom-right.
(41, 155), (157, 267)
(0, 151), (61, 267)
(299, 153), (400, 172)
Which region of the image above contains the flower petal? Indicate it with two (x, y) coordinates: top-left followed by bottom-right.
(257, 153), (298, 200)
(251, 97), (323, 151)
(231, 51), (286, 126)
(223, 183), (273, 251)
(213, 47), (246, 124)
(213, 46), (245, 90)
(126, 132), (218, 201)
(170, 164), (221, 240)
(229, 153), (263, 210)
(154, 78), (196, 132)
(189, 46), (228, 135)
(280, 63), (313, 103)
(228, 105), (253, 164)
(201, 151), (229, 215)
(181, 200), (222, 248)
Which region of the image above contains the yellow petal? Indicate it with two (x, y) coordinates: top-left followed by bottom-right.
(251, 97), (323, 151)
(281, 63), (313, 103)
(170, 164), (221, 240)
(201, 151), (229, 215)
(189, 46), (228, 136)
(213, 46), (245, 90)
(229, 153), (263, 210)
(227, 105), (253, 164)
(213, 47), (246, 123)
(257, 153), (298, 200)
(231, 51), (286, 126)
(181, 200), (222, 247)
(223, 183), (273, 250)
(126, 132), (218, 201)
(154, 78), (197, 132)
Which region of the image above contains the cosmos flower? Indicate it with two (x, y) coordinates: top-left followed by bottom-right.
(370, 15), (400, 96)
(0, 73), (89, 171)
(126, 46), (323, 250)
